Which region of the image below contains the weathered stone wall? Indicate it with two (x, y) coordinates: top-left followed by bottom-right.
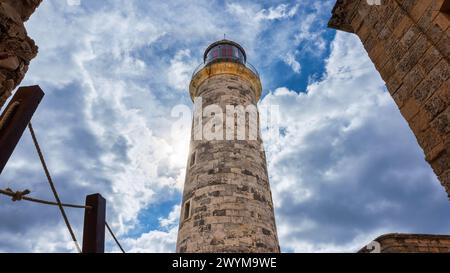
(176, 73), (280, 253)
(329, 0), (450, 198)
(359, 233), (450, 253)
(0, 0), (42, 110)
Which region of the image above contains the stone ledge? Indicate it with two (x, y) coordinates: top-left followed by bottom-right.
(359, 233), (450, 253)
(0, 0), (42, 109)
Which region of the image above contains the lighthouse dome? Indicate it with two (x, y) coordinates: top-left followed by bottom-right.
(203, 39), (246, 65)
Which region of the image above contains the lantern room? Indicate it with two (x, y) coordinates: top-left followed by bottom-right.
(203, 39), (247, 65)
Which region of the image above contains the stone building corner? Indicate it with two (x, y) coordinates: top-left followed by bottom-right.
(0, 0), (43, 109)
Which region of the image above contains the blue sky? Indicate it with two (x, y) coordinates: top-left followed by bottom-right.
(1, 0), (449, 253)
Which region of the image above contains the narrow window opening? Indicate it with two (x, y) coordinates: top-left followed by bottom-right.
(184, 200), (191, 220)
(190, 152), (196, 167)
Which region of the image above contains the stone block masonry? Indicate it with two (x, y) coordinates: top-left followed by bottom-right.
(177, 69), (280, 253)
(359, 233), (450, 253)
(329, 0), (450, 198)
(0, 0), (42, 110)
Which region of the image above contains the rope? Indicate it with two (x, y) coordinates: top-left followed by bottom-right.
(106, 221), (126, 253)
(0, 101), (20, 131)
(0, 188), (92, 209)
(2, 186), (126, 253)
(4, 188), (30, 201)
(28, 122), (82, 253)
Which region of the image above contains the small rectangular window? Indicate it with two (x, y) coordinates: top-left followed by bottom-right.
(183, 200), (191, 220)
(190, 152), (196, 167)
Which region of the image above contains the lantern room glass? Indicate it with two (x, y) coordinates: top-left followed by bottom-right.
(205, 44), (245, 65)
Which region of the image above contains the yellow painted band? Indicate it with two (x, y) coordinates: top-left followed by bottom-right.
(189, 62), (262, 101)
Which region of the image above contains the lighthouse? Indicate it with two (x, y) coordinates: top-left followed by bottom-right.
(176, 40), (280, 253)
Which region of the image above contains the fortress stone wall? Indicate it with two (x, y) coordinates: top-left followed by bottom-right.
(0, 0), (42, 109)
(330, 0), (450, 253)
(330, 0), (450, 198)
(359, 233), (450, 253)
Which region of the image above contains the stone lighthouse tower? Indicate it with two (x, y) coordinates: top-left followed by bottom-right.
(176, 40), (280, 253)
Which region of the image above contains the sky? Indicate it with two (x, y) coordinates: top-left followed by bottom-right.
(0, 0), (449, 253)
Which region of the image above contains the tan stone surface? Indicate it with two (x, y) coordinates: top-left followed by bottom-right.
(177, 70), (280, 253)
(359, 233), (450, 253)
(189, 61), (262, 101)
(329, 0), (450, 198)
(0, 0), (42, 110)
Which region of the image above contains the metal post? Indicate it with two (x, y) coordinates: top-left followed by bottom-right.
(82, 193), (106, 253)
(0, 86), (44, 175)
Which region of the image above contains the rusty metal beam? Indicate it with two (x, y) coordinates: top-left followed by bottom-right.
(0, 85), (44, 175)
(82, 193), (106, 253)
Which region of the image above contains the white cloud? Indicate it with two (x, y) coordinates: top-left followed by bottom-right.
(2, 0), (448, 254)
(255, 3), (299, 21)
(224, 1), (331, 74)
(167, 49), (197, 91)
(226, 3), (299, 22)
(283, 52), (301, 74)
(3, 0), (194, 251)
(260, 32), (450, 252)
(293, 12), (327, 55)
(124, 205), (180, 253)
(123, 227), (178, 253)
(159, 205), (181, 228)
